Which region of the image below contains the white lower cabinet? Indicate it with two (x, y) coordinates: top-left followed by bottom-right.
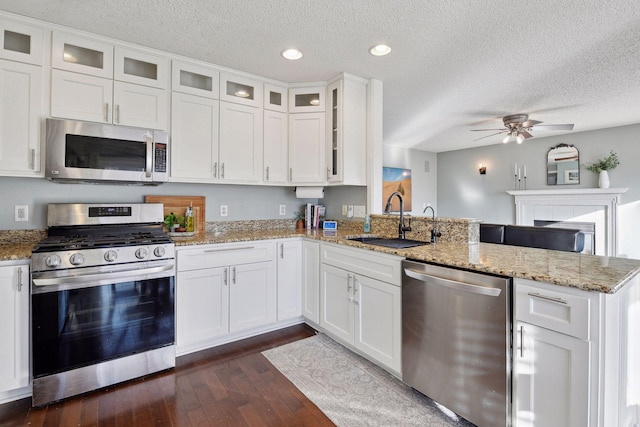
(176, 266), (229, 347)
(302, 239), (320, 324)
(515, 321), (589, 427)
(513, 277), (640, 427)
(0, 262), (30, 395)
(176, 242), (276, 354)
(229, 261), (276, 332)
(319, 243), (402, 374)
(276, 239), (302, 321)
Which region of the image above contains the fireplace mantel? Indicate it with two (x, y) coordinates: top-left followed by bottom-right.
(506, 188), (628, 256)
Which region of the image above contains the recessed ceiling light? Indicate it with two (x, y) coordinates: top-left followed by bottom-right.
(310, 99), (320, 106)
(281, 48), (303, 60)
(235, 90), (250, 98)
(369, 44), (391, 56)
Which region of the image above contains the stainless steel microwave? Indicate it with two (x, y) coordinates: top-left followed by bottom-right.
(45, 118), (169, 185)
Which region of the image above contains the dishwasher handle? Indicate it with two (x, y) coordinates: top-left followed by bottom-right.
(404, 268), (502, 297)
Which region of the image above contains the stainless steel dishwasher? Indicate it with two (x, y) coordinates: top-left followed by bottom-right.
(402, 260), (512, 427)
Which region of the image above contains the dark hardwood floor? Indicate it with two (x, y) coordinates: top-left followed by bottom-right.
(0, 324), (335, 427)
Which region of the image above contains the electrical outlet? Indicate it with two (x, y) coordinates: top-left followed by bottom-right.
(220, 205), (228, 217)
(279, 205), (286, 215)
(347, 205), (354, 218)
(353, 205), (366, 218)
(15, 205), (28, 222)
(342, 205), (348, 216)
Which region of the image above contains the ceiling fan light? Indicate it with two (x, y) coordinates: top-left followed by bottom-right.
(502, 135), (510, 144)
(516, 134), (525, 144)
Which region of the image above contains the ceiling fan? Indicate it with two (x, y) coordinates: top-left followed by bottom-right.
(471, 114), (574, 144)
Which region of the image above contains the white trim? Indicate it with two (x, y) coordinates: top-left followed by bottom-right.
(507, 189), (628, 256)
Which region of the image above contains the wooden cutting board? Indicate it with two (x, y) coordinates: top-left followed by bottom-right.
(145, 195), (206, 234)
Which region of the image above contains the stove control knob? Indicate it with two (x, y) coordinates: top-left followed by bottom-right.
(153, 246), (166, 258)
(69, 253), (85, 266)
(135, 248), (148, 259)
(45, 254), (62, 268)
(104, 250), (118, 262)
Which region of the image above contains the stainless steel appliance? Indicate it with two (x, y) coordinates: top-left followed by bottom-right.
(30, 203), (175, 406)
(45, 118), (169, 185)
(402, 260), (512, 427)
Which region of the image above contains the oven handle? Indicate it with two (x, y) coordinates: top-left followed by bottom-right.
(32, 264), (174, 291)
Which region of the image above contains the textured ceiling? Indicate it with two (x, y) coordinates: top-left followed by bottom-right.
(1, 0), (639, 152)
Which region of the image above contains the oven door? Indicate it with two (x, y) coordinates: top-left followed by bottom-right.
(31, 262), (175, 380)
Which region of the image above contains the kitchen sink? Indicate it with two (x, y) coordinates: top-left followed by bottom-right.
(348, 237), (429, 249)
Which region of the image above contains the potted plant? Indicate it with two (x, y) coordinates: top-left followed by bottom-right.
(294, 210), (305, 230)
(164, 212), (186, 232)
(584, 151), (619, 188)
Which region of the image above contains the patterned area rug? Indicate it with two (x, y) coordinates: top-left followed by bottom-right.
(263, 333), (475, 427)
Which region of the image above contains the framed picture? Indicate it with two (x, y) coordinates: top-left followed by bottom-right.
(564, 169), (579, 184)
(382, 167), (412, 212)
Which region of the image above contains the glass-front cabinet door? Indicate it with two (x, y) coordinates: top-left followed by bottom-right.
(220, 72), (262, 107)
(288, 86), (325, 113)
(51, 32), (114, 79)
(114, 47), (169, 89)
(172, 60), (220, 99)
(264, 83), (288, 112)
(0, 20), (44, 65)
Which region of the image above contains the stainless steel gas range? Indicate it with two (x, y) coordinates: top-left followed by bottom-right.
(30, 203), (176, 406)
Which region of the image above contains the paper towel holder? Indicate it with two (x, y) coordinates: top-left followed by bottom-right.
(294, 186), (325, 199)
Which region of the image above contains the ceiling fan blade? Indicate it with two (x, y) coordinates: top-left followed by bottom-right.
(473, 131), (507, 141)
(470, 128), (507, 132)
(520, 129), (533, 139)
(521, 120), (542, 127)
(531, 123), (574, 131)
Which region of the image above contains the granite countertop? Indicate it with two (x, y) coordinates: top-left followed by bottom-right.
(3, 228), (640, 294)
(174, 229), (640, 294)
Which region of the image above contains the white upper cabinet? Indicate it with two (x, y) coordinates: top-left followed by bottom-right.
(263, 109), (288, 184)
(289, 86), (325, 113)
(171, 92), (219, 182)
(219, 101), (263, 182)
(289, 112), (326, 183)
(51, 32), (168, 129)
(0, 60), (44, 177)
(112, 80), (167, 129)
(220, 72), (262, 107)
(52, 32), (114, 78)
(114, 47), (169, 89)
(51, 69), (113, 123)
(172, 60), (220, 99)
(264, 83), (287, 112)
(326, 74), (367, 185)
(0, 19), (44, 65)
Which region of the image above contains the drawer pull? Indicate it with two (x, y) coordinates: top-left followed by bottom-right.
(203, 246), (255, 253)
(527, 292), (568, 305)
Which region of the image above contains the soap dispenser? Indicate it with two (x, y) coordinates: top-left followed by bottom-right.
(364, 214), (371, 233)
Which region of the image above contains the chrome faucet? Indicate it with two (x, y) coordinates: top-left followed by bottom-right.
(423, 205), (441, 243)
(384, 191), (412, 239)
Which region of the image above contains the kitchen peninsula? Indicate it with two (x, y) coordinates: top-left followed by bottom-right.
(2, 217), (639, 425)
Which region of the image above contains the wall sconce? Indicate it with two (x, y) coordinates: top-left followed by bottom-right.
(479, 164), (487, 175)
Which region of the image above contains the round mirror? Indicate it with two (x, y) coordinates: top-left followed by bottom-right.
(547, 144), (579, 185)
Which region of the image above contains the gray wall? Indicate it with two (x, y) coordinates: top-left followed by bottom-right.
(0, 178), (327, 229)
(437, 123), (640, 258)
(383, 145), (438, 215)
(323, 186), (367, 219)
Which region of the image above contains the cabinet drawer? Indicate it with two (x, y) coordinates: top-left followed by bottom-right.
(320, 243), (403, 285)
(177, 242), (274, 271)
(515, 280), (592, 340)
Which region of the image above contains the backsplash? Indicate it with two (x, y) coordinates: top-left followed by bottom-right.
(370, 214), (480, 244)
